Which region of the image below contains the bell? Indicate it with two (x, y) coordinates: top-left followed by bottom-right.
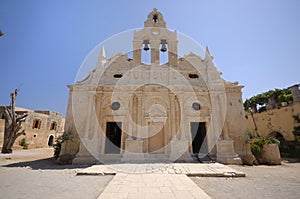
(160, 43), (167, 52)
(143, 40), (150, 51)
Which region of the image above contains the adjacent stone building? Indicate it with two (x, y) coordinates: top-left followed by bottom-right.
(59, 9), (252, 164)
(246, 84), (300, 141)
(0, 106), (64, 150)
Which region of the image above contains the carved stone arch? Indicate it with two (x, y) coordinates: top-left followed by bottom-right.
(143, 95), (169, 112)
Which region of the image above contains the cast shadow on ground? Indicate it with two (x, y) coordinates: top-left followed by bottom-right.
(2, 158), (92, 170)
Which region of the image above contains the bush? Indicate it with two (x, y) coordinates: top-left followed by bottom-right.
(250, 136), (279, 158)
(53, 131), (72, 159)
(19, 138), (28, 149)
(279, 140), (300, 158)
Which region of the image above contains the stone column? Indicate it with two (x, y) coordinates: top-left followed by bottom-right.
(169, 93), (176, 138)
(151, 40), (160, 65)
(216, 122), (242, 164)
(72, 89), (98, 165)
(168, 40), (178, 66)
(127, 93), (133, 139)
(132, 95), (137, 138)
(122, 92), (145, 163)
(133, 40), (142, 64)
(136, 92), (143, 139)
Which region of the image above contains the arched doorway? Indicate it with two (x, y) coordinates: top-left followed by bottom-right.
(269, 131), (285, 141)
(48, 135), (54, 146)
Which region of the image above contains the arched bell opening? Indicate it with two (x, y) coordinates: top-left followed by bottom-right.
(142, 40), (151, 64)
(160, 39), (168, 65)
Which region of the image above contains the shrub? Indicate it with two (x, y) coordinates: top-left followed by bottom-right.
(250, 136), (279, 158)
(53, 131), (72, 159)
(19, 138), (28, 149)
(279, 140), (300, 158)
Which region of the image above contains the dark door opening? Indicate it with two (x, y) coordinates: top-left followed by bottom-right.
(105, 122), (122, 154)
(190, 122), (206, 154)
(48, 135), (54, 146)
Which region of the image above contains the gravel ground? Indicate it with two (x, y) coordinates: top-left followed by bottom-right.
(0, 148), (113, 199)
(1, 148), (300, 199)
(191, 163), (300, 199)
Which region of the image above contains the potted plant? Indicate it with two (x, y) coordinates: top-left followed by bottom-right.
(250, 136), (281, 165)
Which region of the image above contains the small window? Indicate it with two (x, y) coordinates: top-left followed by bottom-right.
(114, 74), (123, 78)
(50, 122), (57, 130)
(32, 119), (42, 129)
(33, 134), (37, 138)
(189, 74), (199, 79)
(192, 102), (201, 111)
(111, 102), (120, 110)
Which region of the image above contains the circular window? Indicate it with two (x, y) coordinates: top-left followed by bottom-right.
(192, 102), (201, 111)
(111, 102), (120, 110)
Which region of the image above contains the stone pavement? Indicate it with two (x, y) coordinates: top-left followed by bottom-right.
(98, 173), (211, 199)
(77, 163), (245, 177)
(77, 163), (245, 199)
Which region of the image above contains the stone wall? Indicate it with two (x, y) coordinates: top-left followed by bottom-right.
(246, 103), (300, 140)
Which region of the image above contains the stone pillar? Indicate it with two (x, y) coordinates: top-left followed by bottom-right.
(136, 92), (143, 139)
(168, 40), (178, 66)
(133, 41), (142, 64)
(171, 93), (193, 162)
(72, 142), (97, 165)
(151, 40), (160, 65)
(72, 90), (100, 164)
(122, 92), (145, 163)
(132, 95), (137, 138)
(169, 93), (176, 138)
(216, 124), (242, 164)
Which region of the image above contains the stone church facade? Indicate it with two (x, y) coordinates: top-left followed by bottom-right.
(59, 9), (252, 164)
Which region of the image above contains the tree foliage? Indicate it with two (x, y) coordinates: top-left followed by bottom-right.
(244, 88), (292, 112)
(53, 131), (72, 159)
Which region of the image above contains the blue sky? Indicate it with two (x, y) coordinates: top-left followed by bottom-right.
(0, 0), (299, 116)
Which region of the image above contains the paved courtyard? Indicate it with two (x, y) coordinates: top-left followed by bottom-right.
(0, 148), (299, 199)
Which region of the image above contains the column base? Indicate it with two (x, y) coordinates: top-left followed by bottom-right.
(72, 155), (98, 165)
(216, 139), (242, 165)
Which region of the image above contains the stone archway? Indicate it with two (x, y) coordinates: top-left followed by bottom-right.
(269, 131), (285, 141)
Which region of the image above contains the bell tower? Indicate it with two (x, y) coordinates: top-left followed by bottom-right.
(133, 8), (178, 66)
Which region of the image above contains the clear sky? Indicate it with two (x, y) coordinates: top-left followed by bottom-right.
(0, 0), (299, 116)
